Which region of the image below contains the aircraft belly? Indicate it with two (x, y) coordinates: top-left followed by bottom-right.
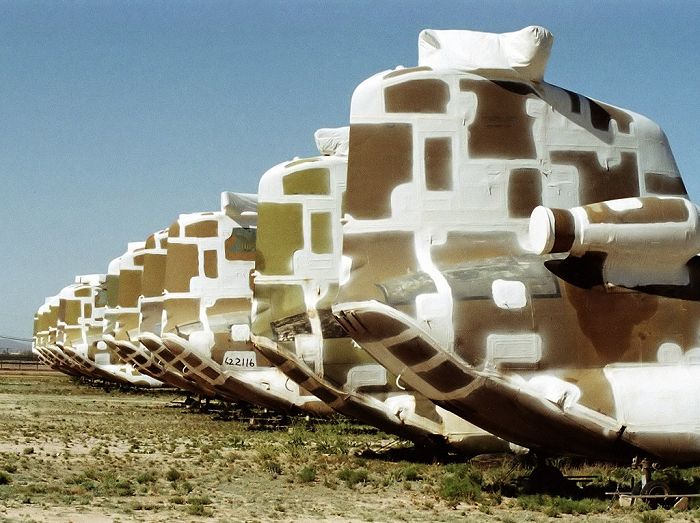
(253, 334), (510, 453)
(160, 332), (331, 414)
(110, 338), (205, 395)
(333, 300), (659, 461)
(604, 364), (700, 460)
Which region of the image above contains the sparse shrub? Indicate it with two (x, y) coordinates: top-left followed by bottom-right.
(116, 480), (135, 496)
(338, 467), (369, 487)
(439, 463), (483, 503)
(263, 459), (283, 476)
(299, 466), (316, 483)
(517, 495), (607, 516)
(175, 480), (194, 494)
(136, 470), (157, 484)
(392, 464), (421, 482)
(186, 495), (213, 516)
(3, 463), (17, 474)
(22, 447), (34, 455)
(169, 495), (185, 505)
(0, 471), (11, 485)
(165, 467), (181, 482)
(637, 510), (667, 523)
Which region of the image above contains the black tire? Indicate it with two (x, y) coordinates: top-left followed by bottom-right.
(641, 480), (671, 509)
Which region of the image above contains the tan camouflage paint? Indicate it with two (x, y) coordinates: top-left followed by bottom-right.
(252, 143), (509, 454)
(332, 28), (699, 463)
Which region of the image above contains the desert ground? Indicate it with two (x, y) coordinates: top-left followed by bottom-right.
(1, 371), (699, 523)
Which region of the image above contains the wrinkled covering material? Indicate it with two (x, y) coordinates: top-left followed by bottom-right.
(418, 26), (553, 82)
(314, 127), (350, 157)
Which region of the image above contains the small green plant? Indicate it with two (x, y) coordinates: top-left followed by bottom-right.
(338, 467), (369, 487)
(392, 464), (421, 482)
(185, 495), (213, 516)
(165, 467), (181, 482)
(637, 510), (668, 523)
(3, 463), (18, 473)
(439, 463), (483, 503)
(136, 470), (158, 484)
(22, 447), (34, 455)
(298, 466), (316, 483)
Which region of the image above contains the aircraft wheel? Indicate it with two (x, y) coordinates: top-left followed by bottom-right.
(641, 480), (671, 508)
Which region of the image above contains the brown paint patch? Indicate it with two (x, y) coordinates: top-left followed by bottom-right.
(424, 137), (452, 191)
(145, 234), (156, 249)
(279, 365), (310, 386)
(105, 275), (119, 308)
(461, 79), (537, 160)
(355, 310), (409, 340)
(551, 209), (575, 253)
(564, 282), (658, 363)
(551, 150), (639, 205)
(224, 227), (256, 261)
(508, 168), (542, 218)
(585, 197), (688, 224)
(163, 298), (200, 334)
(206, 298), (250, 318)
(587, 98), (632, 134)
(310, 212), (333, 254)
(185, 220), (218, 238)
(430, 232), (521, 268)
(384, 79), (449, 113)
(164, 243), (199, 293)
(203, 250), (218, 279)
(118, 269), (142, 308)
(387, 336), (437, 366)
(142, 253), (167, 297)
(255, 203), (303, 275)
(383, 66), (432, 79)
(645, 172), (688, 196)
(83, 303), (92, 318)
(339, 231), (419, 303)
(417, 360), (473, 393)
(283, 168), (330, 195)
(74, 287), (91, 297)
(168, 221), (180, 238)
(133, 254), (145, 266)
(345, 124), (413, 220)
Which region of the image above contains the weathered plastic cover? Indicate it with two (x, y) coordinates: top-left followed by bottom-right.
(418, 26), (553, 81)
(314, 127), (350, 157)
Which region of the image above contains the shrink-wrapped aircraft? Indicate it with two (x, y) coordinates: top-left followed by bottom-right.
(325, 26), (699, 464)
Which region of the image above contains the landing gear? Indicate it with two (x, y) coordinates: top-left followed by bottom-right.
(630, 457), (673, 509)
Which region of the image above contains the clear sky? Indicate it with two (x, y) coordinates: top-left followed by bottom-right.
(1, 0), (699, 339)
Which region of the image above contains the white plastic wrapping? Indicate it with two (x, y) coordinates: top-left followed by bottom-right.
(314, 126), (350, 157)
(418, 26), (553, 82)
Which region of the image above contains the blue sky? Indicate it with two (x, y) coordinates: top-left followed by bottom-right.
(1, 1), (698, 339)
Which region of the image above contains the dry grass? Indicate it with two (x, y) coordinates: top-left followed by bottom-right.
(0, 373), (697, 522)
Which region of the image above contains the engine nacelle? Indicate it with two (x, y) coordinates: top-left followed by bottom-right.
(529, 196), (700, 287)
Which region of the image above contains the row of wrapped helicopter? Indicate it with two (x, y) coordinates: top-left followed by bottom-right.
(34, 26), (700, 466)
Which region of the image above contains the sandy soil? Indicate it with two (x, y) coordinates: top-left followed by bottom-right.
(0, 372), (697, 523)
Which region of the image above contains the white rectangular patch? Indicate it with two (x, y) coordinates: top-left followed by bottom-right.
(486, 333), (542, 368)
(222, 351), (257, 369)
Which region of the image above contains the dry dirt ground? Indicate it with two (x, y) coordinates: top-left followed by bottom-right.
(0, 371), (699, 523)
